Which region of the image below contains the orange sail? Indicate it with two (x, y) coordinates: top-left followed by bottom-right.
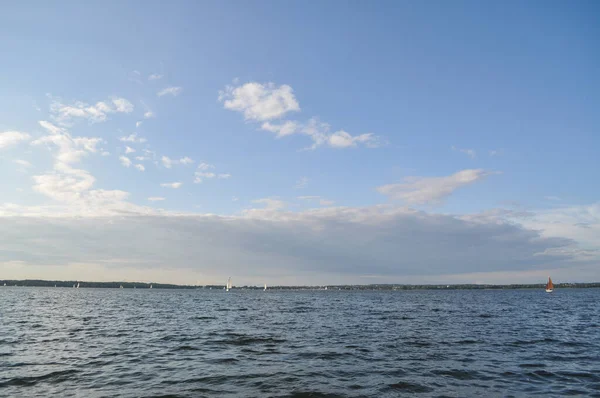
(546, 277), (554, 290)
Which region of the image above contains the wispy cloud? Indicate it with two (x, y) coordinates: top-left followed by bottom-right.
(377, 169), (496, 205)
(451, 145), (476, 158)
(193, 163), (230, 183)
(0, 131), (31, 149)
(148, 197), (165, 201)
(294, 176), (309, 189)
(50, 96), (133, 125)
(251, 198), (286, 211)
(119, 133), (147, 143)
(157, 86), (182, 97)
(134, 164), (145, 171)
(161, 182), (182, 189)
(125, 146), (136, 154)
(545, 196), (562, 202)
(14, 159), (32, 168)
(298, 196), (335, 206)
(148, 74), (163, 81)
(29, 121), (126, 207)
(162, 156), (194, 168)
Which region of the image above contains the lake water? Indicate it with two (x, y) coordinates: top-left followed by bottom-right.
(1, 288), (599, 397)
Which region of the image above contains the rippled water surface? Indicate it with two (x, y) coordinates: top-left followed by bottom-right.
(1, 288), (599, 397)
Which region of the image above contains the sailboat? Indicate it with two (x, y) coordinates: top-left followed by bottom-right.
(150, 284), (152, 289)
(264, 283), (267, 291)
(226, 277), (232, 292)
(120, 285), (123, 289)
(76, 282), (80, 289)
(545, 276), (554, 293)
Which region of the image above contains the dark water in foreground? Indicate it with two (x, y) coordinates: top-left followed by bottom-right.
(1, 288), (599, 397)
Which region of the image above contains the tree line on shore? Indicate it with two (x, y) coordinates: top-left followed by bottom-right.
(1, 279), (599, 290)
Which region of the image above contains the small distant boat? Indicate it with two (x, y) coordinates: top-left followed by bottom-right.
(545, 276), (554, 293)
(264, 283), (267, 291)
(76, 282), (80, 289)
(150, 284), (152, 289)
(226, 277), (232, 292)
(120, 285), (123, 289)
(73, 283), (76, 288)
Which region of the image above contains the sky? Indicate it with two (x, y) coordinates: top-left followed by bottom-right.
(1, 1), (599, 285)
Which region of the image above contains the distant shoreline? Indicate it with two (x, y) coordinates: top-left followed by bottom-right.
(1, 279), (599, 290)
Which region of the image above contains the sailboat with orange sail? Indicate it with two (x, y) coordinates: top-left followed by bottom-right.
(545, 276), (554, 293)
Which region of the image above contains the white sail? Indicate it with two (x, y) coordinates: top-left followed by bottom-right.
(150, 284), (152, 289)
(264, 283), (267, 291)
(76, 283), (80, 288)
(226, 277), (231, 291)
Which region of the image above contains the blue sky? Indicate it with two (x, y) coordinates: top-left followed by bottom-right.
(1, 1), (598, 285)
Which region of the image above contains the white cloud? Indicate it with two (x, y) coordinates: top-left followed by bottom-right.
(260, 118), (378, 150)
(298, 196), (335, 206)
(161, 155), (197, 168)
(251, 198), (286, 211)
(377, 169), (495, 205)
(144, 111), (155, 119)
(148, 74), (163, 81)
(119, 156), (132, 168)
(0, 131), (31, 149)
(148, 197), (165, 201)
(261, 121), (299, 137)
(134, 164), (145, 171)
(136, 121), (143, 128)
(161, 182), (182, 189)
(197, 162), (215, 171)
(29, 122), (129, 210)
(125, 146), (136, 154)
(14, 159), (32, 168)
(452, 146), (476, 158)
(50, 96), (133, 125)
(162, 156), (174, 168)
(219, 82), (300, 121)
(72, 137), (102, 153)
(193, 163), (230, 183)
(101, 151), (110, 157)
(194, 172), (215, 184)
(119, 133), (147, 143)
(135, 156), (146, 161)
(112, 98), (134, 113)
(157, 86), (182, 97)
(220, 81), (379, 150)
(232, 196), (239, 202)
(328, 131), (376, 148)
(294, 176), (309, 189)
